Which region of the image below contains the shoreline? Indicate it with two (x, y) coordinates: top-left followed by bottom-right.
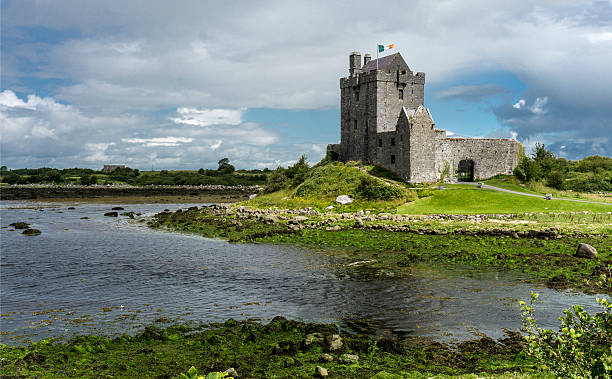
(148, 204), (612, 295)
(0, 184), (257, 203)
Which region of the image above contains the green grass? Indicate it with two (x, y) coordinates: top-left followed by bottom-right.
(397, 187), (612, 215)
(483, 176), (540, 194)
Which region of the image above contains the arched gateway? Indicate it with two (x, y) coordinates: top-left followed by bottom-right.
(457, 159), (475, 182)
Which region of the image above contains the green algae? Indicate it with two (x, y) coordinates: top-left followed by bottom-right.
(0, 318), (548, 378)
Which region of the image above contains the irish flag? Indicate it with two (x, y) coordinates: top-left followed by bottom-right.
(378, 44), (394, 52)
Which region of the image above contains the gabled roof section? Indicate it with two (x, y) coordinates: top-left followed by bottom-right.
(362, 52), (411, 72)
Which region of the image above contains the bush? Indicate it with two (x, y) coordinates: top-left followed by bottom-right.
(520, 290), (612, 378)
(264, 167), (288, 193)
(355, 176), (406, 200)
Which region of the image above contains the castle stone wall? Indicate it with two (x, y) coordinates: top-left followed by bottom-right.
(329, 51), (520, 183)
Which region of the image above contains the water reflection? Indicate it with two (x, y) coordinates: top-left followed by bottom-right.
(0, 201), (600, 345)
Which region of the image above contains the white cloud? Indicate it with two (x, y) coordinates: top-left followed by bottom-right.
(513, 99), (525, 109)
(529, 97), (548, 115)
(122, 137), (193, 147)
(210, 140), (222, 150)
(170, 108), (243, 127)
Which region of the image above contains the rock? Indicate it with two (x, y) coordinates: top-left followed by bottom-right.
(264, 215), (278, 224)
(80, 217), (89, 220)
(111, 206), (124, 210)
(224, 367), (238, 377)
(315, 366), (328, 378)
(327, 334), (342, 351)
(319, 353), (334, 362)
(9, 222), (30, 229)
(22, 228), (41, 236)
(511, 232), (519, 239)
(304, 333), (324, 346)
(340, 354), (359, 364)
(354, 218), (364, 228)
(325, 225), (341, 231)
(293, 216), (309, 222)
(575, 243), (597, 259)
(325, 205), (334, 210)
(545, 193), (552, 200)
(104, 212), (118, 217)
(67, 207), (75, 210)
(249, 194), (257, 200)
(336, 195), (353, 205)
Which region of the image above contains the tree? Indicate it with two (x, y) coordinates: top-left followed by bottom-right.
(0, 166), (7, 175)
(217, 158), (235, 174)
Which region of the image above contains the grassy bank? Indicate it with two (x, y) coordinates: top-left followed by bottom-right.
(397, 185), (612, 214)
(149, 206), (612, 294)
(0, 318), (546, 378)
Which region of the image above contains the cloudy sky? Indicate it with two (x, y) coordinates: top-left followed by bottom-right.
(1, 0), (611, 170)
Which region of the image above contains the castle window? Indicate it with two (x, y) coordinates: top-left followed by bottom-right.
(353, 120), (357, 130)
(401, 70), (406, 75)
(355, 91), (359, 101)
(378, 138), (382, 147)
(398, 88), (404, 99)
(411, 88), (414, 94)
(391, 155), (396, 163)
(400, 134), (403, 142)
(391, 138), (396, 146)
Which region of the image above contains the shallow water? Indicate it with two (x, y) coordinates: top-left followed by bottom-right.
(0, 201), (601, 345)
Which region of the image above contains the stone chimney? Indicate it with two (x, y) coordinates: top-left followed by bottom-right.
(349, 51), (361, 76)
(363, 53), (371, 66)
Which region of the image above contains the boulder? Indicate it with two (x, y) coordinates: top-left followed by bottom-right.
(325, 225), (341, 231)
(327, 334), (342, 351)
(575, 243), (598, 259)
(340, 354), (359, 364)
(319, 353), (334, 362)
(104, 212), (118, 217)
(336, 195), (353, 205)
(22, 228), (41, 236)
(354, 218), (364, 228)
(545, 193), (552, 200)
(315, 366), (328, 378)
(9, 222), (30, 229)
(111, 206), (124, 210)
(293, 216), (309, 222)
(304, 333), (324, 346)
(249, 194), (257, 200)
(325, 205), (334, 210)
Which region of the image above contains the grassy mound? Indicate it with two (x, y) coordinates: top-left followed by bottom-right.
(250, 162), (413, 212)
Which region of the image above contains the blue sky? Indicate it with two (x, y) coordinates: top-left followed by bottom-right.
(2, 1), (611, 169)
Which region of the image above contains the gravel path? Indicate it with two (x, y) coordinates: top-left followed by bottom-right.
(460, 182), (612, 206)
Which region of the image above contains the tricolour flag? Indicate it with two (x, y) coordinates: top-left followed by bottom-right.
(378, 44), (394, 53)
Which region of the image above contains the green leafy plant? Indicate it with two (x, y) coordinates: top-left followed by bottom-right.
(520, 291), (612, 378)
(178, 366), (233, 379)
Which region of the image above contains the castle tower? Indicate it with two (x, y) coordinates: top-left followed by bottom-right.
(338, 51), (425, 162)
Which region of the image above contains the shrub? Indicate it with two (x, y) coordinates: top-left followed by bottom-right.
(264, 167), (288, 193)
(355, 176), (405, 200)
(520, 290), (612, 378)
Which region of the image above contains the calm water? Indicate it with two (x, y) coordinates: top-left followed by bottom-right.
(0, 201), (600, 345)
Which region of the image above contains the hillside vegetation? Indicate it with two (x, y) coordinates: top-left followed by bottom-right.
(250, 157), (414, 212)
(514, 143), (612, 192)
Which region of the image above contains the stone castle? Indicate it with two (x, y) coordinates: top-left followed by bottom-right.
(327, 51), (520, 182)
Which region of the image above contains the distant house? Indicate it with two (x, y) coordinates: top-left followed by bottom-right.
(101, 164), (126, 173)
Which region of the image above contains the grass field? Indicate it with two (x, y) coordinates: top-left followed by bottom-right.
(397, 186), (612, 215)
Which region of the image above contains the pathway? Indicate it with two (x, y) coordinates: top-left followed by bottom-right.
(459, 182), (612, 206)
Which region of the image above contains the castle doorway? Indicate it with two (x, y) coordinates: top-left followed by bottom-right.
(458, 159), (474, 182)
